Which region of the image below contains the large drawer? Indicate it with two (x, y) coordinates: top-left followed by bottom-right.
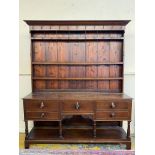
(96, 111), (131, 120)
(61, 101), (94, 113)
(25, 112), (59, 120)
(96, 100), (131, 110)
(24, 100), (59, 112)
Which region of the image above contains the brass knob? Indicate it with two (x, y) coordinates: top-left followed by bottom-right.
(40, 113), (45, 118)
(40, 101), (44, 109)
(111, 102), (116, 108)
(110, 112), (115, 117)
(75, 102), (80, 110)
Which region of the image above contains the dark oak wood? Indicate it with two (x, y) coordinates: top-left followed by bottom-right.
(24, 92), (132, 100)
(23, 20), (132, 149)
(25, 121), (28, 137)
(25, 20), (130, 26)
(25, 112), (60, 121)
(127, 121), (131, 139)
(31, 37), (124, 42)
(59, 121), (63, 139)
(26, 127), (130, 145)
(93, 121), (96, 138)
(32, 62), (124, 65)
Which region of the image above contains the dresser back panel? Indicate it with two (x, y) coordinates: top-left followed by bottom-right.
(29, 23), (126, 92)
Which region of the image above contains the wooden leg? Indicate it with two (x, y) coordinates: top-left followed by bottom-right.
(119, 121), (123, 127)
(127, 121), (131, 139)
(120, 142), (131, 150)
(24, 121), (29, 149)
(25, 121), (28, 137)
(59, 121), (63, 139)
(93, 121), (96, 138)
(126, 142), (131, 150)
(24, 141), (29, 149)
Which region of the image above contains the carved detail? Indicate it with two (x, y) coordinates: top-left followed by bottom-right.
(81, 115), (94, 121)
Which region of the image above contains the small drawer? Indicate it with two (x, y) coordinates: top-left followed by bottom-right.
(24, 100), (59, 112)
(25, 112), (59, 120)
(96, 111), (131, 120)
(96, 101), (131, 110)
(61, 101), (94, 113)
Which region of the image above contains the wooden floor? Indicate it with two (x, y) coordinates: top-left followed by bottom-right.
(19, 133), (135, 149)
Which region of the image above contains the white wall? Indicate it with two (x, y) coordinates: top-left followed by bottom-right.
(19, 0), (135, 134)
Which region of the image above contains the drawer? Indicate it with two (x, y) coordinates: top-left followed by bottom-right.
(96, 101), (131, 110)
(25, 112), (59, 120)
(24, 100), (59, 112)
(61, 101), (94, 113)
(96, 111), (131, 120)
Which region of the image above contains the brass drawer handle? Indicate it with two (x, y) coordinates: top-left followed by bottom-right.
(40, 113), (45, 118)
(40, 101), (44, 109)
(110, 112), (115, 117)
(75, 102), (80, 110)
(111, 102), (116, 108)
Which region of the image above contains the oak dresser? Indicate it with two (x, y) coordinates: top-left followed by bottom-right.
(23, 20), (132, 149)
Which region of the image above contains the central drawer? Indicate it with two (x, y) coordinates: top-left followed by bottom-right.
(61, 101), (94, 113)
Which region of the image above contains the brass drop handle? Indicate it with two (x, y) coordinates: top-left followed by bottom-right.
(40, 101), (44, 109)
(110, 112), (115, 117)
(40, 113), (45, 118)
(111, 102), (116, 108)
(75, 102), (80, 110)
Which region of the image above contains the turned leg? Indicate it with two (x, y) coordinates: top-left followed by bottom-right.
(127, 121), (131, 139)
(24, 141), (29, 149)
(24, 121), (29, 149)
(25, 121), (28, 138)
(126, 142), (131, 150)
(126, 121), (131, 149)
(119, 121), (123, 127)
(59, 121), (63, 138)
(93, 121), (96, 138)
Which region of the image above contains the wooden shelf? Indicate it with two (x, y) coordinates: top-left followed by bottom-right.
(31, 38), (124, 41)
(32, 89), (122, 93)
(32, 62), (124, 65)
(33, 77), (123, 80)
(30, 29), (125, 33)
(28, 126), (128, 142)
(30, 21), (125, 92)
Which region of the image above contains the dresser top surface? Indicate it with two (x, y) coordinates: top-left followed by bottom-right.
(24, 20), (130, 26)
(23, 92), (132, 100)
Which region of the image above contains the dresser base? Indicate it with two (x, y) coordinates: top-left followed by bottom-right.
(25, 126), (131, 149)
(23, 92), (132, 150)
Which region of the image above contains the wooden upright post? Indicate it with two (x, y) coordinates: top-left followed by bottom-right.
(127, 121), (131, 139)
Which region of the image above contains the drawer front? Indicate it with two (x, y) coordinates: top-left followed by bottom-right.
(61, 101), (94, 113)
(24, 100), (59, 112)
(96, 101), (131, 110)
(25, 112), (59, 120)
(96, 111), (131, 120)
